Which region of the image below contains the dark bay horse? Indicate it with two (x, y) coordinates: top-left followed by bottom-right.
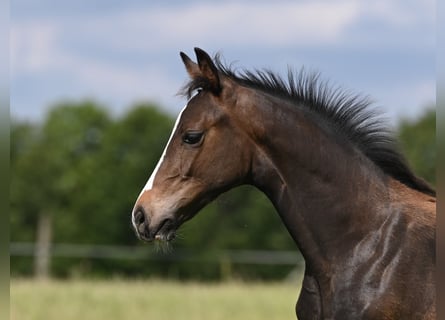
(131, 48), (436, 319)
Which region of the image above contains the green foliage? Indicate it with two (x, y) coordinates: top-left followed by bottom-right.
(11, 100), (295, 280)
(11, 101), (111, 236)
(398, 108), (436, 186)
(11, 100), (435, 280)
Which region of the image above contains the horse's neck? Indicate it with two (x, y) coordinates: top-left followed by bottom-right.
(245, 94), (391, 273)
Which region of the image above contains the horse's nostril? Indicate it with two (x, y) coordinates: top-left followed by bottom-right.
(137, 220), (146, 234)
(135, 210), (145, 225)
(133, 208), (151, 240)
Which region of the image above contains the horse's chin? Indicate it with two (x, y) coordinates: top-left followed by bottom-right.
(154, 231), (176, 242)
(153, 236), (175, 253)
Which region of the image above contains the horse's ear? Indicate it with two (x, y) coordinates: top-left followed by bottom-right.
(180, 51), (201, 79)
(194, 47), (221, 95)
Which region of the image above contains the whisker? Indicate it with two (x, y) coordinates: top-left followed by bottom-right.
(154, 240), (173, 254)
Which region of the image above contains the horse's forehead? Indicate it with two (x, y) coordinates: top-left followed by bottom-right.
(181, 95), (222, 124)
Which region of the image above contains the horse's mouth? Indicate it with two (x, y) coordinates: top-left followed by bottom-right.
(135, 216), (177, 243)
(153, 230), (176, 242)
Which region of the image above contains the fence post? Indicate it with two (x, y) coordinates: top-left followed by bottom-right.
(219, 254), (232, 280)
(34, 213), (52, 279)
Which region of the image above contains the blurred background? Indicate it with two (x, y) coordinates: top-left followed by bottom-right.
(10, 1), (436, 319)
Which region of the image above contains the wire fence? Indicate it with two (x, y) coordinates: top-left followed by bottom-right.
(10, 242), (304, 266)
(11, 242), (305, 280)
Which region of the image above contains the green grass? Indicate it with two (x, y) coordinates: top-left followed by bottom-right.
(10, 279), (301, 320)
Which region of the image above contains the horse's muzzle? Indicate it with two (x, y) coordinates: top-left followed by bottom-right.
(132, 207), (176, 242)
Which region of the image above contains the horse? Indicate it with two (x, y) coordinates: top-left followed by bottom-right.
(131, 48), (436, 319)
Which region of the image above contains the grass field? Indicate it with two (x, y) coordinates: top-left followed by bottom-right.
(10, 279), (301, 320)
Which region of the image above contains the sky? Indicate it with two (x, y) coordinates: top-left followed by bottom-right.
(10, 0), (435, 126)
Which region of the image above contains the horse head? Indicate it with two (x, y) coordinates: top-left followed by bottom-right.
(131, 48), (253, 242)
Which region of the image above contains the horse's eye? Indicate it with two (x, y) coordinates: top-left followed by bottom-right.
(182, 131), (203, 145)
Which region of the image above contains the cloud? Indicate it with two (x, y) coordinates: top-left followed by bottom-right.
(11, 22), (59, 74)
(11, 20), (174, 96)
(11, 0), (434, 72)
(359, 0), (434, 26)
(379, 79), (435, 124)
(112, 1), (360, 49)
(65, 0), (434, 52)
(10, 0), (435, 121)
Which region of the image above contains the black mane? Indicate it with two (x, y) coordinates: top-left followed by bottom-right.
(183, 56), (435, 197)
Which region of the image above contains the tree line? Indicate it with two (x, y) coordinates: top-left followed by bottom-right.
(10, 101), (435, 280)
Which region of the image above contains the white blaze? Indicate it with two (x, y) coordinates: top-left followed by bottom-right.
(131, 96), (195, 230)
(135, 103), (188, 203)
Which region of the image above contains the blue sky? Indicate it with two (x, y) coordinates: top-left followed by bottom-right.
(11, 0), (435, 125)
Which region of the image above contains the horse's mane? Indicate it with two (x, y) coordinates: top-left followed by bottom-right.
(183, 55), (435, 197)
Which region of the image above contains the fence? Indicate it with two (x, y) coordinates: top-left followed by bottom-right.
(10, 242), (304, 279)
